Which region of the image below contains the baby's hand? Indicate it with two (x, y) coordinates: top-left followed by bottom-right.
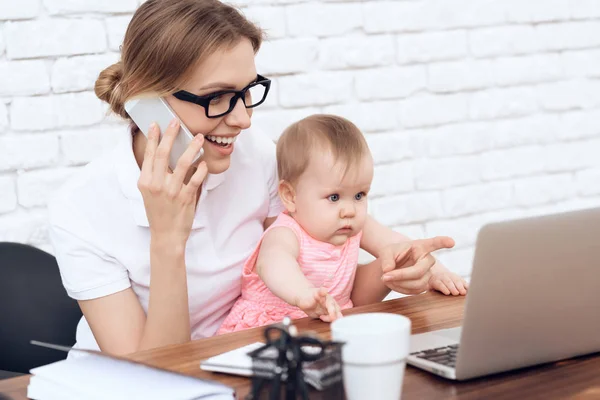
(428, 264), (468, 296)
(296, 287), (343, 322)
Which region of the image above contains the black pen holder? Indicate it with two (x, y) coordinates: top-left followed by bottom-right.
(245, 319), (345, 400)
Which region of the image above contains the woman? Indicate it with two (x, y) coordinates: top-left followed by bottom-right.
(48, 0), (466, 357)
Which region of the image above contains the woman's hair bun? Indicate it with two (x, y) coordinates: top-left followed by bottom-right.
(95, 62), (128, 119)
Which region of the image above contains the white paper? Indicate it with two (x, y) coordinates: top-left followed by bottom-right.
(28, 352), (234, 400)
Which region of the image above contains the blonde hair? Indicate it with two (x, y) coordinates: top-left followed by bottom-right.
(95, 0), (263, 122)
(276, 114), (370, 184)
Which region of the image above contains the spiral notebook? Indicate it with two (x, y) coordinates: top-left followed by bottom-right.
(27, 341), (234, 400)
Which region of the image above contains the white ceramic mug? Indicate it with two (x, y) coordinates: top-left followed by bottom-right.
(331, 313), (411, 400)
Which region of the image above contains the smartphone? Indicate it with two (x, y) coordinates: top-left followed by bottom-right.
(124, 96), (203, 171)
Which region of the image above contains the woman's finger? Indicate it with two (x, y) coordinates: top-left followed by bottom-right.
(181, 161), (208, 200)
(431, 279), (450, 295)
(140, 123), (159, 179)
(170, 134), (205, 192)
(455, 278), (468, 295)
(442, 276), (460, 296)
(415, 236), (455, 255)
(153, 118), (180, 180)
(382, 255), (435, 282)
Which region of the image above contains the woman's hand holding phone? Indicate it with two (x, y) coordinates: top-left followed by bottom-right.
(137, 118), (208, 249)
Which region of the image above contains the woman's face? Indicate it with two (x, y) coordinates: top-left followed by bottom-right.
(166, 38), (257, 175)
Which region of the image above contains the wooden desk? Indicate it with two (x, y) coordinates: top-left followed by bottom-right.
(1, 292), (600, 399)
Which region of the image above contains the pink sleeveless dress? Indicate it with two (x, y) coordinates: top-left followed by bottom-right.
(217, 212), (361, 334)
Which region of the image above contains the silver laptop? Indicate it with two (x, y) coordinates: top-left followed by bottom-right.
(407, 207), (600, 380)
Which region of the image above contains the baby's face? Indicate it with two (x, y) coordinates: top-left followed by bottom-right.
(292, 150), (374, 246)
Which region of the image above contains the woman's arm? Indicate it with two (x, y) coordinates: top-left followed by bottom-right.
(80, 121), (207, 354)
(79, 243), (189, 354)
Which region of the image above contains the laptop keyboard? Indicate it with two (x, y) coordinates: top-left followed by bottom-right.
(410, 344), (459, 368)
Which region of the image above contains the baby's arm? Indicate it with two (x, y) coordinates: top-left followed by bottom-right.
(256, 227), (342, 322)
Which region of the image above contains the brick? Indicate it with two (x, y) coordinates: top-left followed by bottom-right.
(0, 176), (17, 214)
(399, 93), (469, 128)
(0, 60), (50, 96)
(0, 103), (7, 132)
(392, 224), (425, 240)
(60, 125), (125, 165)
(370, 161), (414, 197)
(557, 109), (600, 140)
(493, 54), (563, 86)
(11, 93), (105, 131)
(576, 168), (600, 196)
(43, 0), (137, 14)
(428, 59), (494, 93)
(279, 72), (353, 107)
(0, 0), (40, 20)
(427, 0), (505, 30)
(106, 16), (132, 51)
(356, 66), (426, 100)
(364, 1), (431, 33)
(537, 80), (600, 111)
(251, 108), (320, 142)
(480, 146), (546, 180)
(562, 49), (600, 78)
(51, 54), (119, 93)
(426, 208), (524, 250)
(536, 21), (600, 51)
(365, 0), (504, 33)
(571, 0), (600, 19)
(365, 132), (412, 164)
(470, 87), (538, 120)
(396, 30), (467, 64)
(256, 38), (318, 75)
(410, 122), (492, 158)
(17, 168), (79, 208)
(286, 3), (362, 37)
(370, 192), (443, 226)
(435, 247), (474, 277)
(0, 134), (60, 171)
(323, 102), (399, 133)
(414, 156), (480, 190)
(5, 19), (106, 59)
(0, 209), (49, 245)
(490, 114), (560, 148)
(514, 174), (577, 206)
(319, 34), (395, 70)
(544, 139), (600, 172)
(242, 6), (286, 40)
(442, 182), (514, 218)
(469, 26), (540, 58)
(504, 0), (570, 23)
(426, 215), (480, 249)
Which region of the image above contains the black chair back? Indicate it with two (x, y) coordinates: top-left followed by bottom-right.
(0, 242), (82, 374)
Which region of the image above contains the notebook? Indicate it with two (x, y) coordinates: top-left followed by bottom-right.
(27, 341), (234, 400)
(200, 342), (338, 391)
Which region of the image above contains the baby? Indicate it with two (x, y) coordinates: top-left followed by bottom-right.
(218, 114), (458, 334)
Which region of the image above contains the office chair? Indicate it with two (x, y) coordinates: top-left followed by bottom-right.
(0, 242), (82, 378)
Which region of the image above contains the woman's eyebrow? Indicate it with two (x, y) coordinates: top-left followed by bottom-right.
(198, 76), (258, 91)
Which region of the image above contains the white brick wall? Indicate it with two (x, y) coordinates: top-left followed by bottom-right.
(1, 0), (599, 280)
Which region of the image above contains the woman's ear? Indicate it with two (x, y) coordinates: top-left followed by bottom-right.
(278, 180), (296, 213)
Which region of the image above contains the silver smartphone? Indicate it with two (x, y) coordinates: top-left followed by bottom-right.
(124, 96), (203, 171)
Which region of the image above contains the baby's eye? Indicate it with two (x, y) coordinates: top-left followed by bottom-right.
(355, 192), (366, 201)
(328, 194), (340, 202)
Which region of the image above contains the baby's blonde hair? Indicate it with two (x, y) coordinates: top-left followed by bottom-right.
(276, 114), (370, 184)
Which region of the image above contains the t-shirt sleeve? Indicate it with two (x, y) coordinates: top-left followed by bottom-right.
(48, 223), (130, 301)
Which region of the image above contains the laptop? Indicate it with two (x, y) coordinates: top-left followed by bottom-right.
(407, 207), (600, 380)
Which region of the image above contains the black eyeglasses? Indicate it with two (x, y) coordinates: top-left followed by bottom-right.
(173, 74), (271, 118)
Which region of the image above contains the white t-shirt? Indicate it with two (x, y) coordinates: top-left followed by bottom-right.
(47, 127), (284, 356)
